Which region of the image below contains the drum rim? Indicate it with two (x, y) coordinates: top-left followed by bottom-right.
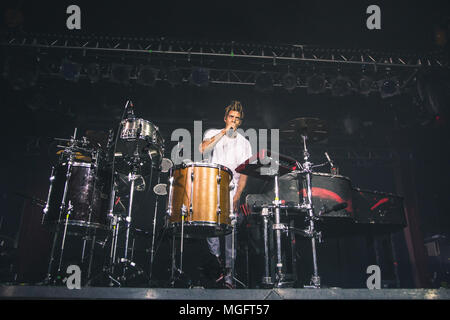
(59, 161), (96, 168)
(121, 118), (156, 127)
(173, 162), (233, 178)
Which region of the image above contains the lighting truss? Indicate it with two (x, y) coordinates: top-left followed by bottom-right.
(1, 32), (448, 69)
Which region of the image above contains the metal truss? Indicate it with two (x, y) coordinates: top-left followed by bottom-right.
(1, 32), (448, 69)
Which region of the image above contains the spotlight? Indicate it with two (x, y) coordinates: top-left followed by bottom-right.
(307, 74), (326, 94)
(60, 59), (80, 82)
(281, 72), (297, 91)
(86, 63), (101, 83)
(331, 76), (353, 97)
(359, 75), (374, 95)
(167, 67), (183, 86)
(379, 77), (400, 98)
(137, 66), (157, 86)
(190, 67), (209, 87)
(110, 64), (131, 85)
(255, 72), (273, 92)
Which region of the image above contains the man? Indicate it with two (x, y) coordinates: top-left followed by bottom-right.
(199, 101), (252, 288)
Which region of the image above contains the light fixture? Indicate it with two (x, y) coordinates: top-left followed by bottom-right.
(5, 55), (39, 90)
(110, 64), (132, 85)
(307, 74), (326, 94)
(255, 72), (273, 92)
(60, 59), (80, 82)
(190, 67), (209, 87)
(137, 66), (157, 86)
(331, 76), (354, 97)
(281, 72), (297, 91)
(86, 63), (101, 83)
(166, 67), (183, 86)
(379, 77), (400, 98)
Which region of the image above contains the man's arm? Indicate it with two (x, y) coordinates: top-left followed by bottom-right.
(233, 174), (248, 212)
(199, 129), (226, 154)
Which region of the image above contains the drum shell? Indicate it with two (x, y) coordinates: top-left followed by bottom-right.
(116, 118), (164, 173)
(43, 162), (110, 230)
(168, 163), (232, 234)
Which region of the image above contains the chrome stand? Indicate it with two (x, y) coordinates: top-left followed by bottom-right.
(299, 134), (321, 289)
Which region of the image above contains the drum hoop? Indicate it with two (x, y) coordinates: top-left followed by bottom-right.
(121, 118), (155, 127)
(174, 162), (233, 178)
(60, 161), (96, 168)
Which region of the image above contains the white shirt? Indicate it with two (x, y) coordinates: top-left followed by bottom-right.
(203, 129), (252, 197)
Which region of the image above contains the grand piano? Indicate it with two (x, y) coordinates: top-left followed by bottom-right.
(237, 149), (407, 237)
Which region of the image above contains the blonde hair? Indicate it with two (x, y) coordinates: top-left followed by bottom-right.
(224, 100), (244, 120)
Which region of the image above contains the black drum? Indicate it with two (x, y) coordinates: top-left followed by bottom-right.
(43, 161), (110, 232)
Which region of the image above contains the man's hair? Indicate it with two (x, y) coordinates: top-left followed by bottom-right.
(224, 100), (244, 120)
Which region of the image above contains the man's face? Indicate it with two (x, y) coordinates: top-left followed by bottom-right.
(224, 110), (242, 129)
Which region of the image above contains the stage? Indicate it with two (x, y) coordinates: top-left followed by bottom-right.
(1, 286), (449, 300)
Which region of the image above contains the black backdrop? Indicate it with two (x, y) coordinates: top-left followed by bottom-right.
(0, 0), (449, 288)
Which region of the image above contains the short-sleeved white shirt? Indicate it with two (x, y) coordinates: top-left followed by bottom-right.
(203, 129), (252, 197)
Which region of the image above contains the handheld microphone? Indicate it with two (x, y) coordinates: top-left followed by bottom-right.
(226, 126), (235, 138)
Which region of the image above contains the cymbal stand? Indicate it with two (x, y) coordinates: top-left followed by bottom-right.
(46, 128), (77, 283)
(272, 173), (289, 287)
(120, 168), (139, 281)
(299, 134), (321, 288)
(148, 173), (161, 282)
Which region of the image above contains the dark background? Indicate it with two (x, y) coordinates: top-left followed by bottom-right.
(0, 0), (449, 288)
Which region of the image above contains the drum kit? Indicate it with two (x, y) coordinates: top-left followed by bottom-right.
(40, 101), (342, 288)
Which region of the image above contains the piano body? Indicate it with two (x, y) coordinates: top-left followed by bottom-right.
(238, 149), (407, 236)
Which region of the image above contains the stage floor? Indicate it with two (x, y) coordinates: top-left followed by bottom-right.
(0, 286), (449, 300)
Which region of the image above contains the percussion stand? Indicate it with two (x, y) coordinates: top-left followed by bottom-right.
(229, 211), (247, 289)
(120, 164), (140, 282)
(298, 134), (322, 288)
(47, 129), (78, 284)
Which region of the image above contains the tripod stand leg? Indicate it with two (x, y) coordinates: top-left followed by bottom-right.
(45, 228), (59, 284)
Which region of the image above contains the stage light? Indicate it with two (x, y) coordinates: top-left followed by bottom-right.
(379, 77), (400, 98)
(307, 74), (326, 94)
(167, 67), (183, 86)
(60, 59), (80, 82)
(281, 72), (297, 91)
(137, 66), (157, 86)
(359, 75), (374, 95)
(86, 63), (101, 83)
(255, 72), (273, 92)
(331, 76), (354, 97)
(190, 67), (209, 87)
(5, 56), (39, 90)
(110, 64), (131, 85)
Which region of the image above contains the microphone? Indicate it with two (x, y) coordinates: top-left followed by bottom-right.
(226, 126), (235, 138)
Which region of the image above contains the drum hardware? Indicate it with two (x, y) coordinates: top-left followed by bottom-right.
(261, 207), (272, 287)
(216, 173), (222, 225)
(149, 158), (173, 283)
